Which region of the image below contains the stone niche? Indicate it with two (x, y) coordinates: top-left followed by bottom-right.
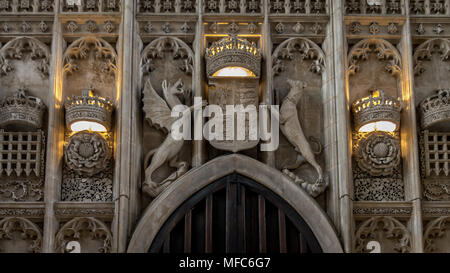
(272, 37), (327, 199)
(414, 38), (450, 201)
(0, 37), (50, 203)
(140, 36), (193, 201)
(61, 36), (117, 202)
(348, 38), (405, 202)
(0, 217), (43, 253)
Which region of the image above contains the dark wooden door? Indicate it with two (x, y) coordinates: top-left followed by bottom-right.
(149, 174), (322, 253)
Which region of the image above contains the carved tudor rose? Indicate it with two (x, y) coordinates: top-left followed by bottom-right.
(64, 132), (111, 177)
(356, 132), (401, 177)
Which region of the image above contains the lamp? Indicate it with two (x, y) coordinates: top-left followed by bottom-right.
(65, 89), (114, 133)
(352, 89), (402, 133)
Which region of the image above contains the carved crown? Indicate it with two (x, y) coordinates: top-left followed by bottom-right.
(205, 35), (262, 78)
(419, 89), (450, 131)
(352, 89), (402, 132)
(65, 89), (114, 132)
(0, 89), (46, 130)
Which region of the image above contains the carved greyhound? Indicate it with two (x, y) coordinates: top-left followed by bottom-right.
(142, 78), (204, 198)
(280, 79), (326, 197)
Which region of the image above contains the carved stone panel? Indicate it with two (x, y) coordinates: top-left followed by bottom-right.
(0, 217), (42, 253)
(272, 38), (327, 198)
(55, 217), (112, 253)
(355, 216), (411, 253)
(424, 216), (450, 253)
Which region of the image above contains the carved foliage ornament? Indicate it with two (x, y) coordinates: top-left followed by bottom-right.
(356, 132), (401, 176)
(272, 37), (325, 76)
(348, 38), (402, 76)
(414, 38), (450, 77)
(424, 216), (450, 253)
(0, 217), (42, 253)
(0, 37), (50, 77)
(63, 37), (117, 76)
(55, 217), (112, 253)
(64, 132), (111, 177)
(142, 37), (193, 76)
(355, 216), (411, 253)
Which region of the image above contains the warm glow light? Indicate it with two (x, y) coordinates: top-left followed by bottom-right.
(359, 121), (397, 133)
(70, 121), (107, 132)
(212, 66), (256, 77)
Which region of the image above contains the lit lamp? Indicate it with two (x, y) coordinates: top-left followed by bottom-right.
(352, 89), (402, 133)
(65, 89), (114, 133)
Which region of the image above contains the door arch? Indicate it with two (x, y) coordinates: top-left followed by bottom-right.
(127, 154), (343, 253)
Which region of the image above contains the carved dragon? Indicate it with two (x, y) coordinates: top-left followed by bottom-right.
(142, 78), (199, 198)
(280, 79), (327, 197)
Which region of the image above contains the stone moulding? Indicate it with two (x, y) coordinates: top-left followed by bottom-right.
(54, 202), (115, 220)
(272, 37), (325, 76)
(55, 217), (112, 253)
(414, 38), (450, 77)
(355, 216), (411, 253)
(205, 35), (261, 78)
(0, 36), (51, 77)
(348, 38), (402, 77)
(63, 36), (117, 76)
(0, 217), (42, 253)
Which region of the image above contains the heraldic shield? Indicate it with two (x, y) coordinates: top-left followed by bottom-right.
(205, 35), (262, 153)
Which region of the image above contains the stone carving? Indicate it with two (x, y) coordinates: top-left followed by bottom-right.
(270, 0), (327, 14)
(419, 90), (450, 131)
(387, 22), (398, 34)
(416, 23), (425, 35)
(433, 24), (444, 35)
(0, 217), (42, 253)
(420, 131), (450, 178)
(55, 217), (112, 253)
(0, 208), (45, 218)
(310, 22), (322, 34)
(0, 37), (50, 77)
(423, 180), (450, 201)
(0, 0), (54, 13)
(205, 35), (261, 78)
(275, 22), (285, 34)
(65, 90), (115, 133)
(414, 38), (450, 77)
(350, 22), (362, 34)
(348, 38), (402, 76)
(355, 216), (411, 253)
(139, 0), (197, 13)
(353, 207), (412, 216)
(62, 0), (120, 12)
(142, 79), (194, 198)
(64, 132), (111, 177)
(355, 132), (401, 177)
(0, 88), (46, 131)
(292, 22), (304, 34)
(424, 216), (450, 253)
(63, 36), (117, 77)
(280, 79), (326, 197)
(345, 0), (403, 15)
(354, 175), (405, 201)
(272, 38), (325, 76)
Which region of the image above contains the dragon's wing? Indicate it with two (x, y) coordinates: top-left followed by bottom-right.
(142, 79), (175, 134)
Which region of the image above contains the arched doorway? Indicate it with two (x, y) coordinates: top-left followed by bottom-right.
(128, 154), (342, 253)
(149, 174), (321, 253)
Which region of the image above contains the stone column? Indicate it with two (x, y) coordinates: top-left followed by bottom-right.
(330, 0), (354, 253)
(400, 1), (424, 253)
(42, 0), (63, 253)
(192, 4), (206, 168)
(261, 0), (275, 167)
(112, 0), (137, 253)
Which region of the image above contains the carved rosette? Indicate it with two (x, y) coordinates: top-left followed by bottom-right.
(355, 216), (411, 253)
(0, 217), (42, 253)
(356, 132), (401, 177)
(55, 217), (112, 253)
(64, 132), (111, 177)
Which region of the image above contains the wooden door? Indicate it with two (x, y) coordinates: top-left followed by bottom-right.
(149, 174), (322, 253)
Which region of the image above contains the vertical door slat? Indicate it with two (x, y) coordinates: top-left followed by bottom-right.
(258, 195), (267, 253)
(205, 195), (213, 253)
(278, 209), (287, 253)
(184, 209), (192, 253)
